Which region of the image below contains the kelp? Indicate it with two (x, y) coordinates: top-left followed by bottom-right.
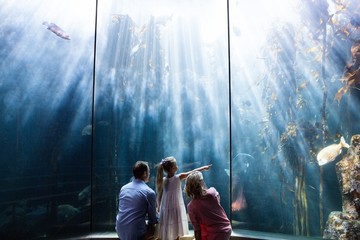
(298, 0), (360, 103)
(335, 41), (360, 102)
(326, 0), (360, 102)
(262, 0), (359, 235)
(299, 0), (329, 41)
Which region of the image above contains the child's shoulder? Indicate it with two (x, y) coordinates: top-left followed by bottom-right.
(165, 175), (178, 180)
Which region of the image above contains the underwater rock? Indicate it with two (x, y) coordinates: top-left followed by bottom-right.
(323, 212), (360, 240)
(323, 134), (360, 239)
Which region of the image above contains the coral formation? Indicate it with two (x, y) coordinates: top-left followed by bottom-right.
(323, 135), (360, 239)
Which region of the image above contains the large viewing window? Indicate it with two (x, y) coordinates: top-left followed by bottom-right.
(1, 0), (359, 239)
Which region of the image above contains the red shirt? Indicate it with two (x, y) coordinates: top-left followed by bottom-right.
(187, 187), (232, 240)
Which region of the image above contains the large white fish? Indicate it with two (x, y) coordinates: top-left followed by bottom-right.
(317, 136), (350, 166)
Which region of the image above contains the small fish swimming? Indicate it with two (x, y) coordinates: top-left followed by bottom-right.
(57, 204), (79, 219)
(81, 124), (92, 136)
(78, 185), (90, 201)
(81, 121), (109, 136)
(317, 136), (350, 166)
(130, 42), (146, 56)
(43, 21), (70, 40)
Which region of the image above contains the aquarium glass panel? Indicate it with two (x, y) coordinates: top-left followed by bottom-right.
(93, 0), (230, 231)
(0, 0), (96, 239)
(229, 0), (360, 237)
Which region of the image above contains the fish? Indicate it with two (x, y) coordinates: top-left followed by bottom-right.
(232, 152), (255, 160)
(81, 124), (92, 136)
(78, 185), (91, 207)
(57, 204), (79, 219)
(232, 188), (247, 211)
(81, 121), (109, 136)
(130, 42), (146, 56)
(43, 21), (70, 40)
(316, 136), (350, 166)
(78, 185), (90, 201)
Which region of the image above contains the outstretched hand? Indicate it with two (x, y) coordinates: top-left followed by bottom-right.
(180, 164), (213, 180)
(203, 164), (212, 171)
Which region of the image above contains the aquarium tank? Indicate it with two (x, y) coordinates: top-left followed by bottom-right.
(1, 0), (360, 239)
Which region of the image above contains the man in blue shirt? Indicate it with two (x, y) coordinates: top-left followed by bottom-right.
(116, 161), (158, 240)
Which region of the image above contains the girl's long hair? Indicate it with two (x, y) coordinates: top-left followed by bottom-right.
(156, 163), (164, 208)
(156, 156), (176, 208)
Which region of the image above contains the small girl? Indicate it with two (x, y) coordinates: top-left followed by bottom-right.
(156, 156), (212, 240)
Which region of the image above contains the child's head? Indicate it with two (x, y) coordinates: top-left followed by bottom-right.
(156, 156), (177, 196)
(160, 156), (178, 174)
(184, 171), (206, 199)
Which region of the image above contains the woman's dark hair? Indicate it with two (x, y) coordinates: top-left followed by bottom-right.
(133, 161), (149, 179)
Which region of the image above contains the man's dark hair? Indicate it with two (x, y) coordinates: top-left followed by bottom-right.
(133, 161), (149, 179)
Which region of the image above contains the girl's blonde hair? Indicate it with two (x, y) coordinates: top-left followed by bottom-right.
(184, 171), (206, 199)
(156, 156), (177, 206)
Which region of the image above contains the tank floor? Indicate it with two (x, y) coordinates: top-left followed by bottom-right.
(62, 229), (323, 240)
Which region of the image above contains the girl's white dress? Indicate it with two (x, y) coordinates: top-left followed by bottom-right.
(159, 174), (189, 239)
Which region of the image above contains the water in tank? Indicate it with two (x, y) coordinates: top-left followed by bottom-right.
(0, 0), (360, 239)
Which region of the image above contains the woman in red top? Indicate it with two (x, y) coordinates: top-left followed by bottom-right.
(184, 171), (232, 240)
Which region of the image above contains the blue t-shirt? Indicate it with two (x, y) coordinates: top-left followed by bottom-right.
(116, 179), (158, 240)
